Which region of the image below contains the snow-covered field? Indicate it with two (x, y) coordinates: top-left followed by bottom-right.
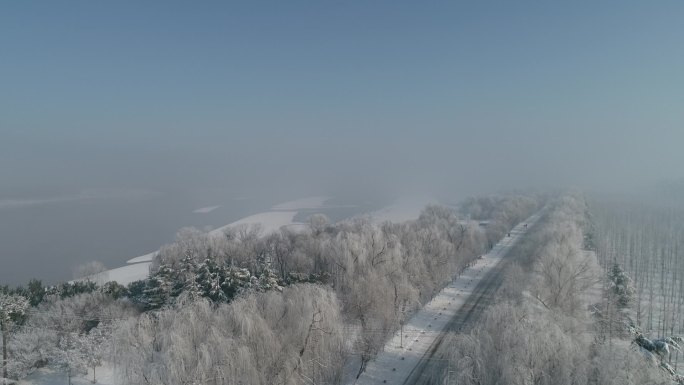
(352, 212), (542, 384)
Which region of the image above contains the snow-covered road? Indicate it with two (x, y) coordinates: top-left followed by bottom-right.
(353, 211), (543, 385)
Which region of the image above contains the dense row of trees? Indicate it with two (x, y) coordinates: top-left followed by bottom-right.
(444, 194), (676, 385)
(461, 194), (540, 248)
(0, 194), (540, 384)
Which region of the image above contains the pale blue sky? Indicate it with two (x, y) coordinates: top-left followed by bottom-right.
(2, 1), (683, 197)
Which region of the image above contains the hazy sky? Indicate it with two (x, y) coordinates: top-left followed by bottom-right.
(2, 1), (684, 198)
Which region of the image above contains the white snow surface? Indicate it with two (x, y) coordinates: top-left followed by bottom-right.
(19, 365), (114, 385)
(192, 205), (221, 213)
(85, 262), (152, 287)
(352, 212), (542, 385)
(209, 210), (301, 236)
(270, 196), (331, 210)
(125, 250), (158, 264)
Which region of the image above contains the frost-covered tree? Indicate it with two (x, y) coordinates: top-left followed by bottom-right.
(51, 332), (87, 385)
(99, 281), (128, 300)
(136, 257), (281, 310)
(591, 263), (638, 345)
(12, 292), (136, 383)
(17, 279), (46, 307)
(72, 261), (108, 284)
(27, 292), (135, 336)
(6, 326), (54, 380)
(632, 332), (684, 379)
(112, 285), (346, 385)
(308, 213), (330, 237)
(447, 302), (590, 385)
(531, 198), (599, 316)
(608, 263), (636, 309)
(195, 258), (229, 303)
(48, 281), (99, 299)
(1, 293), (28, 383)
(77, 325), (111, 383)
(264, 231), (296, 279)
(590, 341), (670, 385)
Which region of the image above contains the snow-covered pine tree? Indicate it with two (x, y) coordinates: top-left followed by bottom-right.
(196, 258), (228, 303)
(141, 264), (175, 310)
(608, 263), (636, 309)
